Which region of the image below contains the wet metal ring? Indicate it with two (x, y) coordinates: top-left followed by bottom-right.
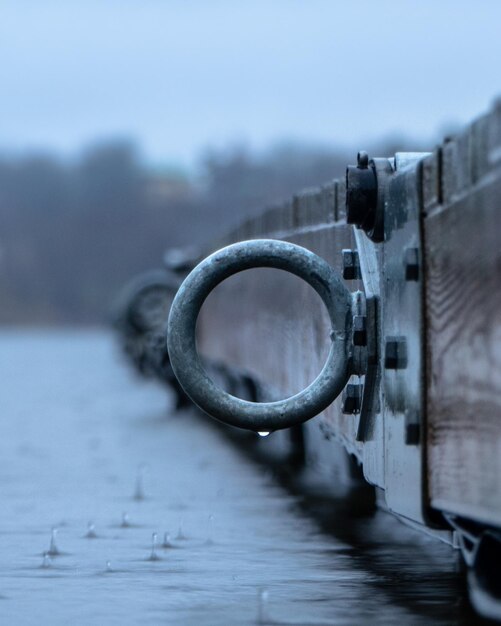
(167, 239), (353, 432)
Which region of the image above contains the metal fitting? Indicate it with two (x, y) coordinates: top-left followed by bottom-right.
(342, 249), (361, 280)
(342, 382), (363, 414)
(346, 151), (378, 232)
(384, 337), (408, 370)
(352, 315), (367, 347)
(167, 239), (355, 432)
(403, 247), (419, 281)
(346, 152), (395, 242)
(406, 423), (420, 446)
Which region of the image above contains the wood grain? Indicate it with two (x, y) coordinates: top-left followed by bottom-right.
(425, 171), (501, 525)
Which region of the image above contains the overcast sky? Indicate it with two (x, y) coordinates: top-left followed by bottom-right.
(1, 0), (501, 168)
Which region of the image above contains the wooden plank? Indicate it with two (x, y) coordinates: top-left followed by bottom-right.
(425, 169), (501, 526)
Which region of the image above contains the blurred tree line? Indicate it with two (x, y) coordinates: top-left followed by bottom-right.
(0, 136), (429, 324)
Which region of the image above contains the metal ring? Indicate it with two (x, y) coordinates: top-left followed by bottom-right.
(113, 270), (180, 334)
(167, 239), (352, 431)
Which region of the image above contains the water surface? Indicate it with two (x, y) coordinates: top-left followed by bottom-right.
(0, 330), (482, 624)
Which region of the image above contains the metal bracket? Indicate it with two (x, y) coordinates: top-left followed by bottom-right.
(445, 514), (501, 622)
(381, 152), (428, 522)
(347, 151), (430, 523)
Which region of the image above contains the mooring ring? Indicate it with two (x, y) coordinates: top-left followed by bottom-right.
(167, 239), (353, 431)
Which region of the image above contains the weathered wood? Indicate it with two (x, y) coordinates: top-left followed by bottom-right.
(194, 100), (501, 530)
(425, 170), (501, 526)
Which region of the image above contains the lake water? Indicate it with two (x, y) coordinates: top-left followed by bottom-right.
(0, 330), (484, 624)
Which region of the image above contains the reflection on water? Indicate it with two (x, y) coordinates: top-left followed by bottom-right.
(0, 331), (487, 625)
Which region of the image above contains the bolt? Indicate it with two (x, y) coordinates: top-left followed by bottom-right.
(404, 247), (419, 281)
(342, 382), (363, 414)
(357, 150), (369, 168)
(352, 315), (367, 346)
(346, 151), (378, 230)
(342, 249), (361, 280)
(384, 337), (408, 370)
(406, 423), (420, 445)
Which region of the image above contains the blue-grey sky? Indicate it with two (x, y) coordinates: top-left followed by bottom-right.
(1, 0), (500, 167)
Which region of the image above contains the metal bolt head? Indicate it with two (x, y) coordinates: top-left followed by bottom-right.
(352, 315), (367, 346)
(342, 249), (361, 280)
(342, 382), (363, 414)
(406, 423), (420, 445)
(357, 151), (369, 168)
(384, 337), (408, 370)
(346, 151), (377, 229)
(404, 247), (419, 281)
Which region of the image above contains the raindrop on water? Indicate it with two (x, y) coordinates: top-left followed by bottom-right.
(257, 587), (270, 625)
(41, 552), (51, 569)
(176, 519), (187, 540)
(47, 527), (59, 556)
(121, 512), (131, 528)
(85, 521), (97, 539)
(105, 560), (113, 573)
(148, 532), (160, 561)
(133, 464), (147, 501)
(206, 514), (215, 545)
(162, 532), (173, 549)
